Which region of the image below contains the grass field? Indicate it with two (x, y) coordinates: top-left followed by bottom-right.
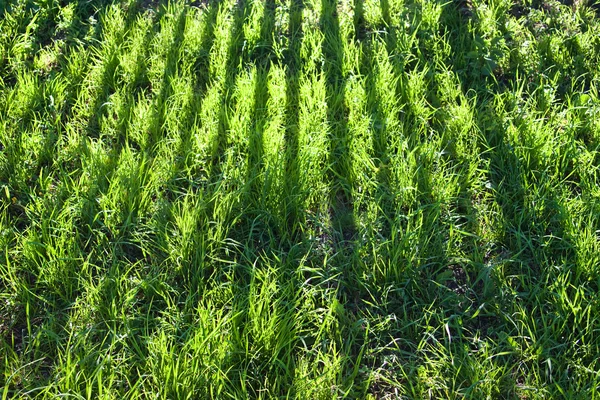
(2, 0), (600, 397)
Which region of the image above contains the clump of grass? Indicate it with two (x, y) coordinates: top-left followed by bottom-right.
(2, 0), (600, 397)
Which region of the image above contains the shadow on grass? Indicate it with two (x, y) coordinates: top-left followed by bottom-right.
(321, 0), (355, 246)
(283, 0), (305, 243)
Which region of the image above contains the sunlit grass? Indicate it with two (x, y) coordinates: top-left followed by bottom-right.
(2, 0), (600, 397)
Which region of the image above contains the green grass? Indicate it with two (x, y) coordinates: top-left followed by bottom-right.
(1, 0), (600, 397)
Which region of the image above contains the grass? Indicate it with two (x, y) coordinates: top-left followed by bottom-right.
(1, 0), (600, 397)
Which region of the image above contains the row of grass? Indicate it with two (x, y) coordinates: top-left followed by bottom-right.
(2, 0), (600, 397)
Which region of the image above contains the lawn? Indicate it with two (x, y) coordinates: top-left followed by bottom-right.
(1, 0), (600, 397)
